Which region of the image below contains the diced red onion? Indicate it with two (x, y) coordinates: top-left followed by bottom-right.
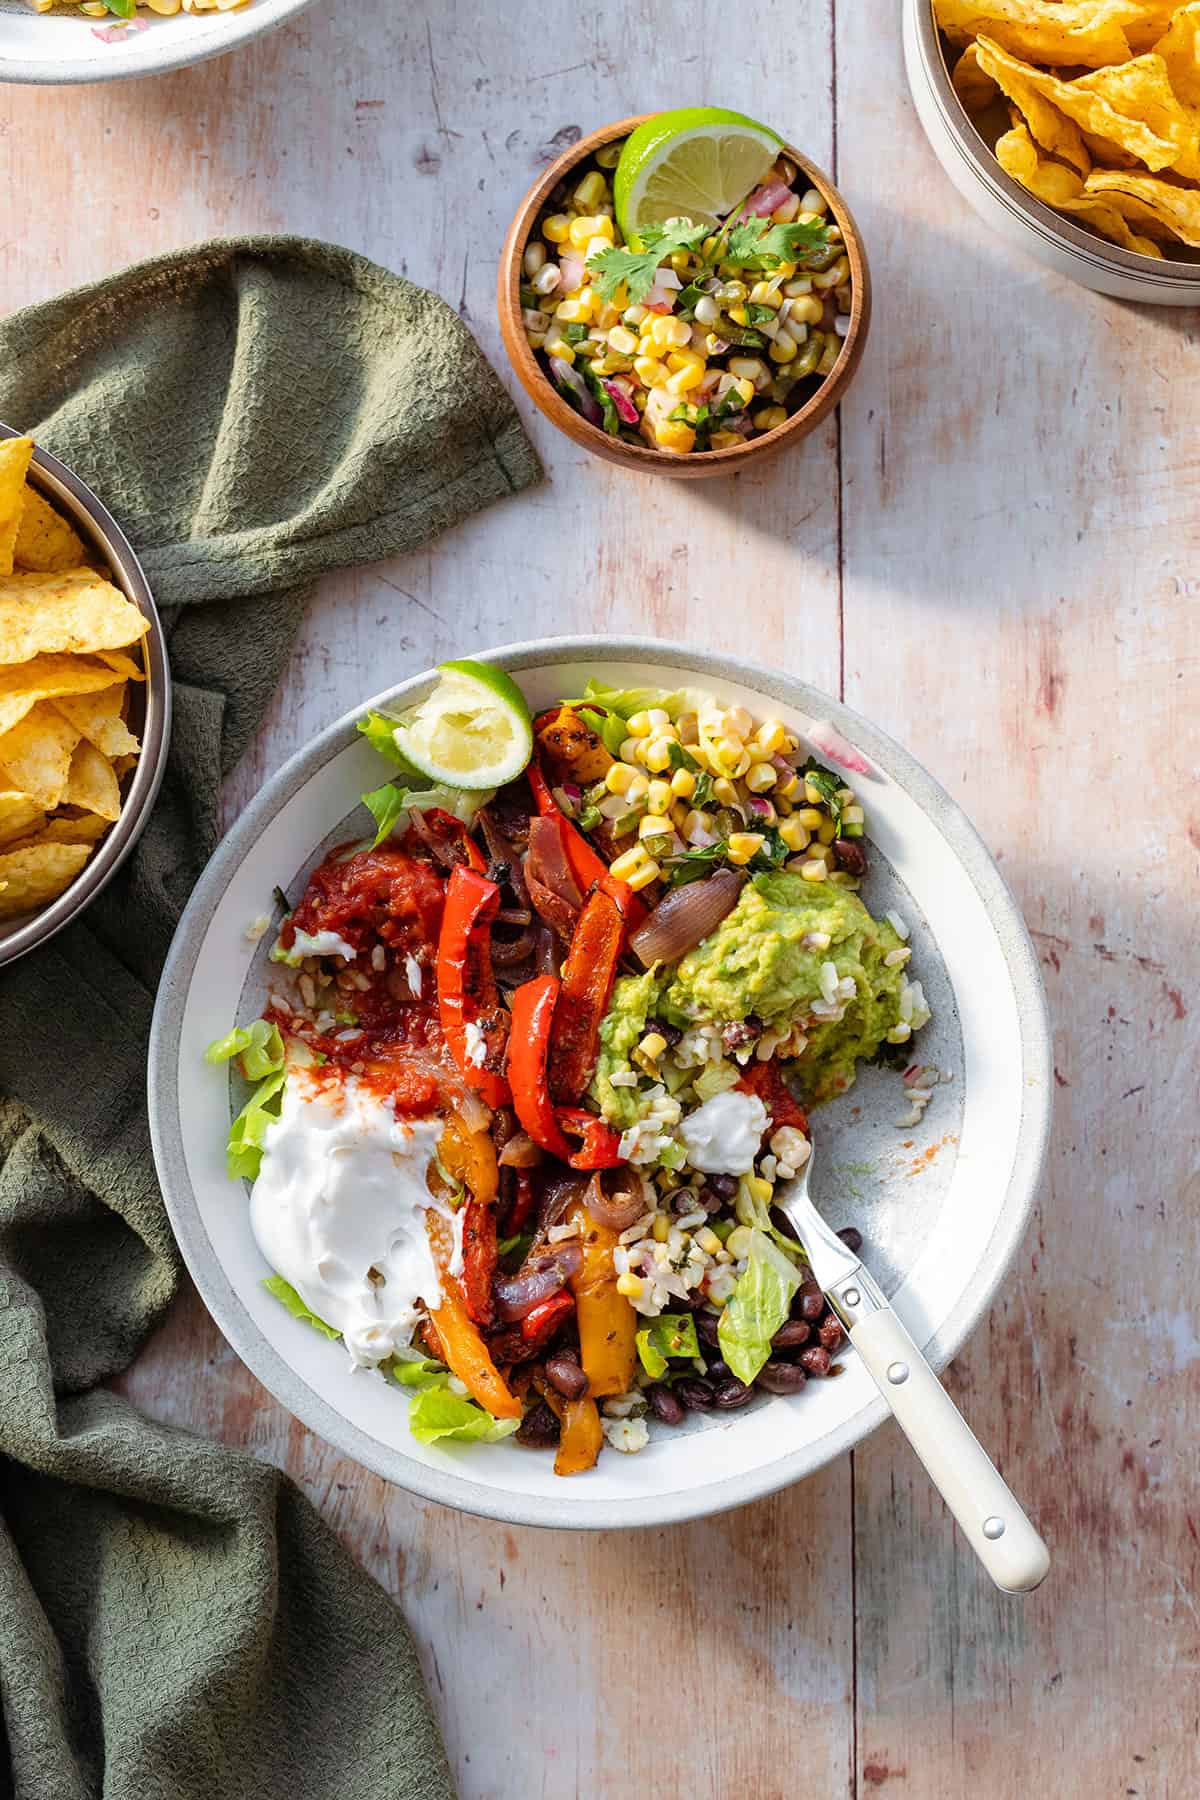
(740, 180), (793, 219)
(628, 868), (746, 968)
(643, 285), (676, 312)
(493, 1245), (583, 1320)
(548, 357), (602, 427)
(747, 795), (773, 819)
(559, 252), (585, 291)
(602, 379), (639, 425)
(585, 1170), (647, 1232)
(806, 720), (873, 776)
(498, 1132), (545, 1168)
(655, 266), (683, 289)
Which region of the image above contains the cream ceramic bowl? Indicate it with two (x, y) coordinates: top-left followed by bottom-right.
(149, 638), (1051, 1529)
(903, 0), (1200, 306)
(0, 0), (312, 85)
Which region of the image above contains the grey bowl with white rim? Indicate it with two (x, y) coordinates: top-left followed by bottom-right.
(903, 0), (1200, 306)
(147, 636), (1052, 1530)
(0, 424), (171, 969)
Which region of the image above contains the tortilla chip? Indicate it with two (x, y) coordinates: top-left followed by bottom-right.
(1153, 2), (1200, 104)
(953, 42), (1002, 109)
(0, 652), (132, 739)
(0, 568), (149, 666)
(63, 739), (121, 822)
(0, 703), (81, 810)
(996, 124), (1166, 253)
(52, 684), (139, 759)
(13, 487), (87, 574)
(21, 812), (110, 847)
(934, 0), (1143, 68)
(976, 38), (1095, 172)
(0, 790), (44, 846)
(1086, 166), (1200, 242)
(97, 648), (145, 682)
(0, 841), (90, 918)
(1071, 52), (1200, 175)
(1125, 1), (1186, 53)
(0, 438), (34, 578)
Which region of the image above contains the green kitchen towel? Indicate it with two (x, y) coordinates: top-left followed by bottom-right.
(0, 236), (540, 1800)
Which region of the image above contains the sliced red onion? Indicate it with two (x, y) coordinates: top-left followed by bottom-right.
(548, 357), (602, 427)
(655, 266), (683, 289)
(527, 817), (584, 908)
(643, 285), (676, 312)
(498, 1132), (545, 1169)
(740, 180), (794, 219)
(585, 1170), (647, 1232)
(601, 379), (639, 425)
(746, 795), (773, 819)
(456, 1086), (492, 1135)
(806, 721), (873, 776)
(490, 926), (536, 965)
(493, 1245), (583, 1321)
(628, 868), (746, 968)
(559, 251), (585, 292)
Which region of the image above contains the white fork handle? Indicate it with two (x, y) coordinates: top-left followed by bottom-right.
(846, 1298), (1050, 1593)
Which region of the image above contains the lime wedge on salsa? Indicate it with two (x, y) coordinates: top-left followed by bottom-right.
(614, 107), (783, 238)
(394, 660), (533, 790)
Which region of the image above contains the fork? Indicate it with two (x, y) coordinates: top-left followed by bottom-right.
(775, 1146), (1050, 1594)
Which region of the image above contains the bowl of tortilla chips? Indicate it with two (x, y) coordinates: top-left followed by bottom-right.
(904, 0), (1200, 303)
(0, 426), (170, 968)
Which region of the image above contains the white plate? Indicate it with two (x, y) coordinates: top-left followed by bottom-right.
(149, 638), (1051, 1529)
(0, 0), (311, 85)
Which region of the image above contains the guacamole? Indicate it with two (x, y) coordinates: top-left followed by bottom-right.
(590, 874), (912, 1123)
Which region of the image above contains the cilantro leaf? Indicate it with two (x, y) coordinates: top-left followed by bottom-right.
(801, 760), (844, 834)
(723, 217), (831, 269)
(587, 219), (709, 304)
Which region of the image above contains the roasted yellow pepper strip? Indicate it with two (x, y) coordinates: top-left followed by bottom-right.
(425, 1212), (520, 1419)
(566, 1196), (637, 1399)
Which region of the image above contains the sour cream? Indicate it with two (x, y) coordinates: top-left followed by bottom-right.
(250, 1068), (451, 1367)
(677, 1089), (768, 1176)
(270, 927), (358, 966)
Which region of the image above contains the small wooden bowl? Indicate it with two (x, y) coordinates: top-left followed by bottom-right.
(497, 114), (872, 478)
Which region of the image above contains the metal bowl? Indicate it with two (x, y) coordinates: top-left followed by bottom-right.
(903, 0), (1200, 306)
(0, 425), (171, 968)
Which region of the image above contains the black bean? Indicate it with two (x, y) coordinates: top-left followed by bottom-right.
(705, 1173), (738, 1201)
(693, 1309), (722, 1347)
(649, 1018), (682, 1048)
(704, 1357), (731, 1382)
(515, 1401), (560, 1448)
(675, 1377), (716, 1412)
(798, 1280), (825, 1322)
(771, 1319), (811, 1350)
(832, 838), (868, 877)
(544, 1351), (589, 1400)
(799, 1346), (832, 1378)
(837, 1227), (863, 1253)
(818, 1316), (844, 1354)
(646, 1383), (685, 1426)
(711, 1377), (755, 1409)
(756, 1360), (808, 1395)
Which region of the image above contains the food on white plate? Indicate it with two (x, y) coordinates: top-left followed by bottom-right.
(206, 660), (935, 1473)
(0, 436), (146, 922)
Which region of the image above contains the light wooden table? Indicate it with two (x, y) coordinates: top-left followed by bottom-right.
(5, 2), (1197, 1793)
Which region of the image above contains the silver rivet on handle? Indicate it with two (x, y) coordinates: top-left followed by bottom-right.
(886, 1361), (909, 1385)
(982, 1517), (1006, 1540)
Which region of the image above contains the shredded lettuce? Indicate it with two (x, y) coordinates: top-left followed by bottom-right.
(206, 1018), (285, 1082)
(227, 1069), (286, 1181)
(577, 705), (629, 757)
(360, 780), (493, 849)
(635, 1311), (700, 1379)
(262, 1273), (342, 1340)
(717, 1229), (802, 1385)
(563, 680), (706, 722)
(356, 709), (421, 773)
(406, 1386), (521, 1444)
(389, 1357), (451, 1390)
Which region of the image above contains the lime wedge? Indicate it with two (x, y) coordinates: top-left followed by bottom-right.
(394, 660), (533, 790)
(614, 106), (783, 238)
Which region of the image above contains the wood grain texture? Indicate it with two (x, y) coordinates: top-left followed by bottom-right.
(3, 0), (1196, 1792)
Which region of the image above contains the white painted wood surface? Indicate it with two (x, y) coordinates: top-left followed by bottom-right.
(4, 1), (1197, 1792)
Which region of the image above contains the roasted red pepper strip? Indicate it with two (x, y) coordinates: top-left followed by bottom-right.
(738, 1059), (810, 1137)
(424, 808), (488, 875)
(459, 1196), (498, 1326)
(505, 1169), (535, 1238)
(557, 1108), (623, 1171)
(507, 976), (573, 1160)
(520, 1289), (575, 1347)
(549, 887), (624, 1105)
(527, 760), (647, 930)
(436, 866), (510, 1109)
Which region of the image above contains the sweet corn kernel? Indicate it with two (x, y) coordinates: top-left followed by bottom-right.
(639, 1031), (668, 1064)
(796, 806), (824, 830)
(670, 767), (696, 800)
(769, 333), (798, 364)
(676, 712), (699, 744)
(803, 779), (825, 805)
(623, 303), (648, 327)
(745, 761), (776, 794)
(817, 818), (837, 845)
(544, 338), (575, 364)
(641, 735), (675, 773)
(666, 348), (704, 374)
(616, 1272), (645, 1299)
(574, 171), (608, 210)
(595, 302), (621, 331)
(709, 430), (743, 450)
(728, 303), (750, 326)
(648, 315), (677, 350)
(665, 364), (705, 396)
(606, 325), (638, 356)
(728, 356), (768, 384)
(800, 859), (826, 882)
(619, 736), (641, 763)
(779, 817), (811, 853)
(605, 763), (639, 796)
(732, 377), (756, 406)
(748, 282), (783, 309)
(626, 711), (654, 738)
(670, 801), (690, 831)
(752, 720), (789, 757)
(647, 1213), (671, 1243)
(610, 845), (650, 881)
(646, 778), (672, 814)
(634, 355), (668, 386)
(542, 214), (570, 244)
(555, 298), (591, 324)
(655, 421), (696, 453)
(712, 776), (739, 807)
(746, 1175), (773, 1207)
(639, 812), (671, 842)
(726, 1225), (755, 1260)
(663, 316), (692, 348)
(645, 710), (671, 731)
(696, 1226), (722, 1256)
(627, 858), (661, 891)
(726, 832), (765, 865)
(753, 404), (789, 430)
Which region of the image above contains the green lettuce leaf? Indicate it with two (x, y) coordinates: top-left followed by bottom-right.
(718, 1229), (803, 1384)
(356, 709), (421, 772)
(227, 1070), (286, 1181)
(562, 680), (704, 722)
(360, 780), (494, 849)
(363, 781), (416, 848)
(578, 705), (629, 757)
(205, 1017), (284, 1081)
(635, 1312), (700, 1379)
(262, 1274), (341, 1340)
(390, 1357), (451, 1390)
(407, 1386), (521, 1444)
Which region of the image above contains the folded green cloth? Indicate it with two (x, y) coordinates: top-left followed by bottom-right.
(0, 236), (541, 1800)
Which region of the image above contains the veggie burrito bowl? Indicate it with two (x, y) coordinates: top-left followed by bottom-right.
(152, 643), (1050, 1527)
